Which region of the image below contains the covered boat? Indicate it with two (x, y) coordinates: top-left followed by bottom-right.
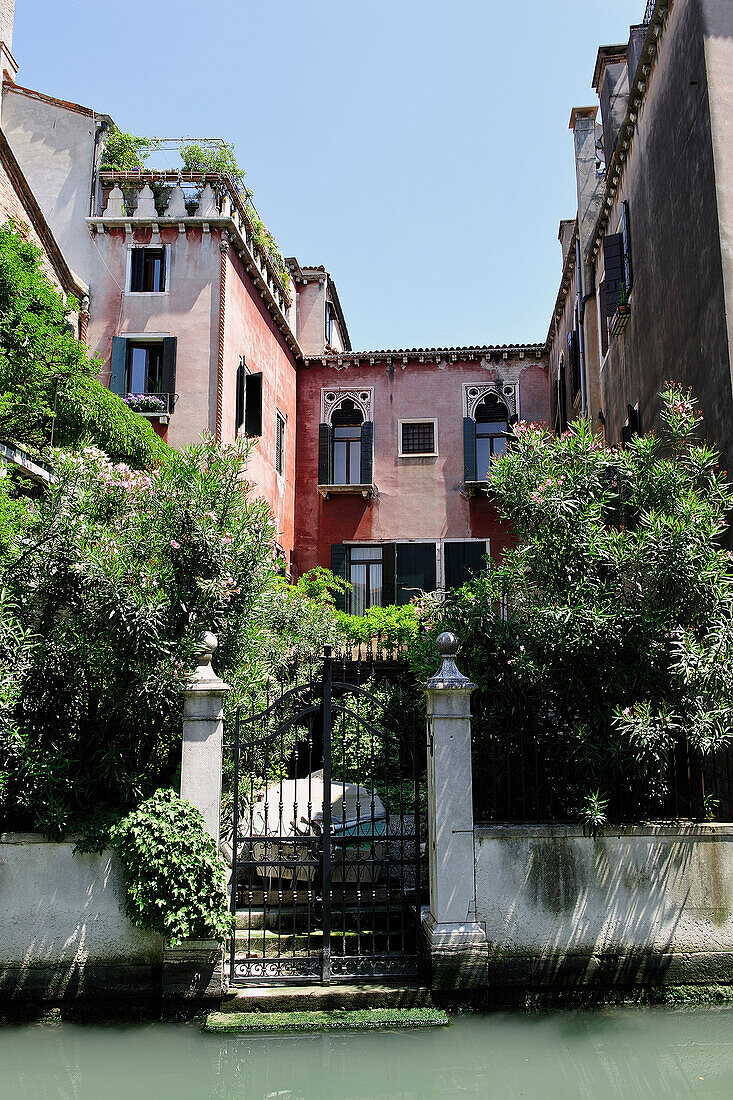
(246, 770), (387, 886)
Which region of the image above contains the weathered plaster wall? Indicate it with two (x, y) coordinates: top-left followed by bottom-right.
(0, 835), (161, 1003)
(474, 824), (733, 988)
(2, 84), (99, 280)
(702, 0), (733, 404)
(293, 355), (548, 578)
(85, 225), (220, 449)
(222, 247), (298, 560)
(296, 278), (326, 356)
(598, 0), (733, 466)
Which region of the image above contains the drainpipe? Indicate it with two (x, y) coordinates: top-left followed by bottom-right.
(215, 233), (229, 442)
(576, 237), (588, 417)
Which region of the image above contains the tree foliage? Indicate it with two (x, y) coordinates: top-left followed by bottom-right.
(411, 388), (733, 829)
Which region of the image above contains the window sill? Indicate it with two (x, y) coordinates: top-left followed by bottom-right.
(398, 452), (438, 459)
(463, 480), (488, 498)
(318, 483), (376, 500)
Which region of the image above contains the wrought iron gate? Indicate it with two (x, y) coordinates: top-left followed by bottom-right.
(228, 648), (423, 984)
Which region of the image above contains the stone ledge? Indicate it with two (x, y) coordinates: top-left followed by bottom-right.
(162, 939), (224, 1004)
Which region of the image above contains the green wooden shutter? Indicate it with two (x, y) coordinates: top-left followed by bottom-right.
(360, 420), (373, 485)
(603, 232), (625, 313)
(381, 543), (396, 606)
(161, 337), (177, 408)
(463, 417), (477, 483)
(109, 336), (127, 395)
(245, 373), (262, 436)
(318, 423), (333, 484)
(331, 543), (349, 612)
(621, 200), (633, 293)
(396, 542), (437, 605)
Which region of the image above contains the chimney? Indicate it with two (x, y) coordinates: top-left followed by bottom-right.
(558, 219), (577, 266)
(592, 45), (630, 167)
(569, 106), (604, 259)
(0, 0), (17, 82)
(627, 24), (649, 86)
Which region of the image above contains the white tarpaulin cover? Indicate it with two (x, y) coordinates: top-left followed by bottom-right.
(248, 770), (387, 885)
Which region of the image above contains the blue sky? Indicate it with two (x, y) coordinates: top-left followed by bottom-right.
(15, 0), (644, 350)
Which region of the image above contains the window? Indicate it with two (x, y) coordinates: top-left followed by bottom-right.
(568, 328), (581, 404)
(126, 342), (163, 394)
(319, 399), (373, 488)
(109, 336), (177, 413)
(399, 420), (437, 457)
(244, 372), (262, 436)
(474, 396), (508, 480)
(333, 404), (362, 485)
(325, 301), (334, 346)
(275, 411), (286, 475)
(349, 546), (383, 615)
(129, 248), (166, 293)
(395, 543), (436, 604)
(444, 541), (487, 589)
(235, 359), (246, 435)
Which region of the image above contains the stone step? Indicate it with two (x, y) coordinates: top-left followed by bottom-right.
(220, 981), (432, 1013)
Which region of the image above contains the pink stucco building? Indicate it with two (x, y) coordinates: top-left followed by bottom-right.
(0, 9), (548, 601)
(295, 347), (547, 609)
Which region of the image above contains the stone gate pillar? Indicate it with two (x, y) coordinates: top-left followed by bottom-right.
(423, 632), (488, 992)
(164, 631), (230, 1008)
(180, 631), (230, 848)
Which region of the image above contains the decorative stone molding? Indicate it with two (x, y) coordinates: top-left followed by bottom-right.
(462, 382), (519, 420)
(321, 387), (373, 425)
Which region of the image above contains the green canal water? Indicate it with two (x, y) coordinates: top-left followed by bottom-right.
(2, 1007), (733, 1098)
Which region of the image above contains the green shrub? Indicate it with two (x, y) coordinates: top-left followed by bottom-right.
(101, 128), (158, 171)
(410, 387), (733, 827)
(55, 375), (170, 469)
(336, 603), (419, 650)
(0, 437), (277, 835)
(110, 789), (231, 944)
(0, 223), (93, 450)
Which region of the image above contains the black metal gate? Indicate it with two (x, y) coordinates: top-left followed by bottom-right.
(228, 648), (423, 984)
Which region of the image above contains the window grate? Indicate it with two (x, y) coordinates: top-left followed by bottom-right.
(275, 412), (286, 475)
(401, 421), (435, 455)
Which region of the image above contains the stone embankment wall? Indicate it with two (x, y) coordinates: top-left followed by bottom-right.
(0, 834), (162, 1005)
(474, 823), (733, 989)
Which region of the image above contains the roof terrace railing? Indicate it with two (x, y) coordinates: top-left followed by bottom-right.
(96, 170), (291, 315)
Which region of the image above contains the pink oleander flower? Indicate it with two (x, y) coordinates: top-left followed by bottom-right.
(170, 540), (180, 549)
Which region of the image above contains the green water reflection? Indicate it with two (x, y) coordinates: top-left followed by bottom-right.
(1, 1007), (733, 1098)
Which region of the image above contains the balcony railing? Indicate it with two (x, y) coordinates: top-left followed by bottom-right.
(122, 391), (175, 419)
(94, 170), (291, 318)
(643, 0), (656, 23)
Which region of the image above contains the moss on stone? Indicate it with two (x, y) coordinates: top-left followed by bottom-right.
(203, 1007), (450, 1033)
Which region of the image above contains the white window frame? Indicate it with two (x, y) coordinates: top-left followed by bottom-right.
(398, 418), (438, 458)
(125, 243), (171, 296)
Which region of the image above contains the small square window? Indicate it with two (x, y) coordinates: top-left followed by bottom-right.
(275, 411), (286, 475)
(400, 420), (436, 456)
(129, 248), (166, 293)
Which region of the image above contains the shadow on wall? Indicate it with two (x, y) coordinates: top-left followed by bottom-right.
(474, 825), (733, 989)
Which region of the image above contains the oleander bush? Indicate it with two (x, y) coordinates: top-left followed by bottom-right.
(408, 387), (733, 831)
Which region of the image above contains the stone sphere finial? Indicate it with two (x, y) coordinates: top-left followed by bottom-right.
(426, 630), (476, 692)
(195, 630), (218, 668)
(435, 631), (458, 657)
